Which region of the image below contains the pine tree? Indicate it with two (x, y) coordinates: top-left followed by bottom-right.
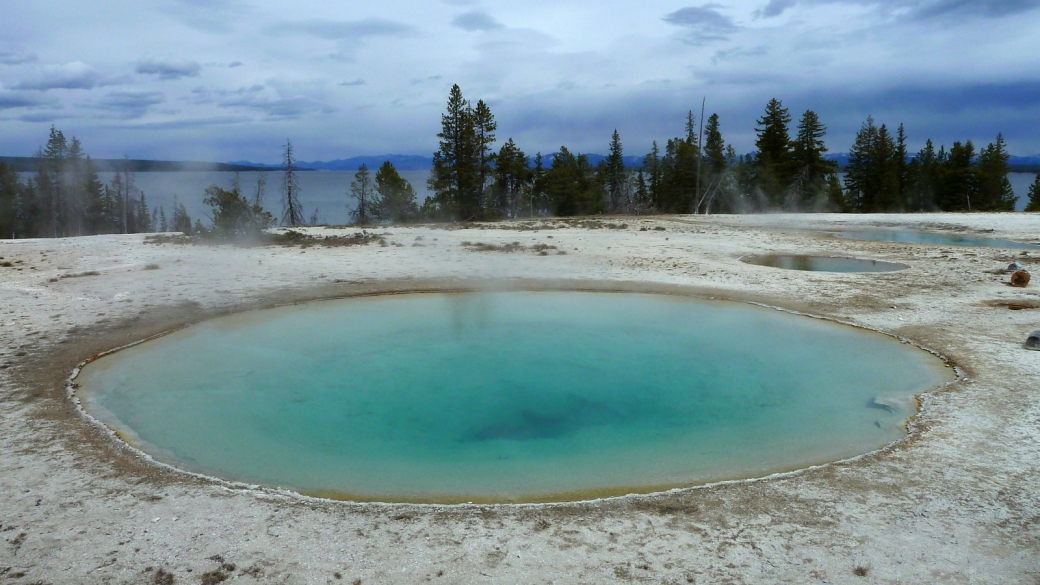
(940, 140), (977, 211)
(543, 147), (605, 216)
(895, 124), (909, 209)
(349, 163), (373, 225)
(787, 110), (838, 209)
(605, 129), (626, 211)
(843, 116), (899, 212)
(281, 139), (304, 226)
(643, 141), (661, 209)
(158, 206), (168, 232)
(754, 98), (793, 205)
(975, 133), (1017, 211)
(0, 163), (20, 239)
(909, 139), (939, 211)
(80, 156), (107, 234)
(203, 181), (275, 239)
(531, 152), (546, 217)
(1025, 173), (1040, 212)
(471, 99), (496, 219)
(137, 192), (152, 233)
(373, 161), (418, 223)
(696, 113), (729, 214)
(171, 195), (192, 234)
(429, 84), (475, 220)
(491, 138), (531, 218)
(703, 114), (727, 175)
(634, 169), (649, 210)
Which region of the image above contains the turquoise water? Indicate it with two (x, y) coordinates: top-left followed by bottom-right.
(743, 255), (908, 272)
(837, 230), (1040, 249)
(78, 292), (951, 502)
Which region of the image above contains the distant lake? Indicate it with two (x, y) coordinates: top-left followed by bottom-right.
(19, 170), (434, 226)
(16, 170), (1037, 225)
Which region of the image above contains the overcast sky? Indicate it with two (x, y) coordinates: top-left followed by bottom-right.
(1, 0), (1038, 163)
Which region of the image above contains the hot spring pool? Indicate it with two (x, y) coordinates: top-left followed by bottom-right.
(742, 255), (908, 272)
(837, 230), (1040, 249)
(77, 292), (952, 503)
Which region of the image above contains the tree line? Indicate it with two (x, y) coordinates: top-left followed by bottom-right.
(2, 93), (1037, 239)
(411, 86), (1026, 220)
(0, 127), (196, 239)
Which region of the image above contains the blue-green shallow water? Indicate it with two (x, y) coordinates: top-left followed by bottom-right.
(77, 292), (952, 502)
(837, 230), (1040, 249)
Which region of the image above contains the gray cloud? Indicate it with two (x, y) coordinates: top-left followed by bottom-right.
(759, 0), (798, 17)
(339, 79), (367, 86)
(912, 0), (1040, 19)
(759, 0), (1040, 19)
(0, 91), (52, 109)
(161, 0), (247, 33)
(712, 46), (768, 65)
(94, 90), (165, 119)
(452, 11), (505, 31)
(228, 61), (243, 68)
(12, 62), (107, 91)
(136, 59), (202, 80)
(0, 51), (38, 65)
(19, 110), (75, 123)
(117, 114), (252, 130)
(663, 5), (739, 44)
(266, 19), (415, 40)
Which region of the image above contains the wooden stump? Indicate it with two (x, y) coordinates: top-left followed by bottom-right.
(1011, 269), (1031, 287)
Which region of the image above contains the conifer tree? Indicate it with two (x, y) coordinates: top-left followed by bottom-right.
(137, 192), (152, 233)
(1025, 173), (1040, 212)
(349, 163), (373, 225)
(531, 152), (546, 216)
(605, 129), (627, 211)
(429, 85), (474, 220)
(158, 206), (168, 232)
(703, 114), (727, 176)
(373, 161), (418, 223)
(941, 140), (977, 211)
(975, 133), (1017, 211)
(472, 99), (497, 218)
(790, 110), (836, 202)
(643, 141), (661, 209)
(491, 138), (531, 218)
(754, 98), (793, 205)
(0, 163), (20, 239)
(895, 124), (909, 208)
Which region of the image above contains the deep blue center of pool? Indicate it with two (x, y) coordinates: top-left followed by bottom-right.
(78, 292), (950, 502)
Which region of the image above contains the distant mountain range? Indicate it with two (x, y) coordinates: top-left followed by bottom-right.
(233, 152), (1040, 172)
(227, 155), (434, 171)
(0, 156), (266, 173)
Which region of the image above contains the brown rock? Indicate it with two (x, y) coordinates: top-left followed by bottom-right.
(1011, 269), (1031, 287)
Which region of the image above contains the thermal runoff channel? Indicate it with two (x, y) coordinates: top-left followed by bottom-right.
(77, 292), (952, 503)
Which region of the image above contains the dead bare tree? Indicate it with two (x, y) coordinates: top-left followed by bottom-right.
(281, 139), (304, 226)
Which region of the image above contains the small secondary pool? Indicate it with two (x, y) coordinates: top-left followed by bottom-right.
(743, 255), (908, 272)
(77, 292), (951, 503)
(837, 230), (1040, 249)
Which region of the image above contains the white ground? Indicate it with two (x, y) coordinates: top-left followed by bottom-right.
(1, 213), (1039, 584)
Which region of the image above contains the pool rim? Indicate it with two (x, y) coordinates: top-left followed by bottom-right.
(65, 282), (962, 508)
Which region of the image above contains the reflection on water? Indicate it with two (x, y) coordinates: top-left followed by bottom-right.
(744, 255), (908, 272)
(837, 230), (1039, 249)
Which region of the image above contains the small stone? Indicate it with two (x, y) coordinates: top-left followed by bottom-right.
(1026, 331), (1040, 351)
